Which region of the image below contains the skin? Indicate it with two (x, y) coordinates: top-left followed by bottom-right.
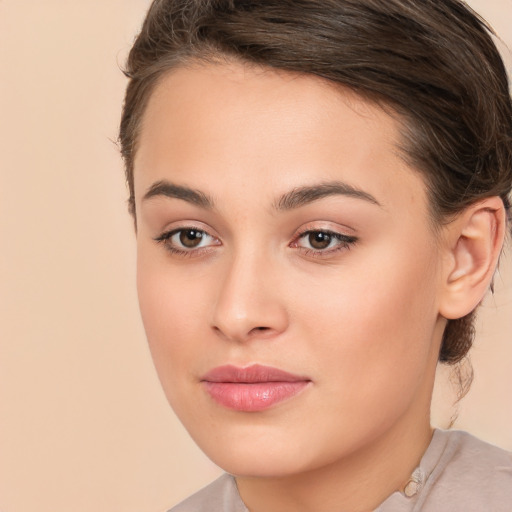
(132, 61), (505, 512)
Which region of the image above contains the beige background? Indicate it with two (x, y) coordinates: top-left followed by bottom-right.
(0, 1), (511, 511)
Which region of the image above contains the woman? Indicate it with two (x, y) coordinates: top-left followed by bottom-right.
(119, 0), (512, 510)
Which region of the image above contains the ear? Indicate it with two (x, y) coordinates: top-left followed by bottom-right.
(439, 197), (506, 320)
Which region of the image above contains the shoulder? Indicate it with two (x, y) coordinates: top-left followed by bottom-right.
(439, 429), (512, 479)
(168, 473), (247, 512)
(422, 429), (512, 511)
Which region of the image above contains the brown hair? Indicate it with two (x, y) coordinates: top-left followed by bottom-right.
(119, 0), (512, 366)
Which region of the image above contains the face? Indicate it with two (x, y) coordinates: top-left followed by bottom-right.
(134, 61), (446, 477)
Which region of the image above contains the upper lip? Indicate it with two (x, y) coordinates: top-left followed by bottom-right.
(201, 364), (310, 383)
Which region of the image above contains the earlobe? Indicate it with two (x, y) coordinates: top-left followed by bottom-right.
(439, 197), (506, 320)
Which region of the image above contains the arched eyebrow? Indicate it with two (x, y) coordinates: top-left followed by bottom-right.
(273, 182), (381, 210)
(142, 179), (380, 210)
(142, 180), (214, 209)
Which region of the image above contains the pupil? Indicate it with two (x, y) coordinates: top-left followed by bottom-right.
(180, 230), (203, 248)
(309, 232), (331, 249)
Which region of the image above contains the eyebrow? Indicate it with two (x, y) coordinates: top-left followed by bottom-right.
(142, 180), (214, 209)
(142, 179), (380, 211)
(274, 181), (381, 210)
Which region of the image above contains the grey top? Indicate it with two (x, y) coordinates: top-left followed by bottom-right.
(169, 429), (512, 511)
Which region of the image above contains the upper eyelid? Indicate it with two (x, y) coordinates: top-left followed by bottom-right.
(296, 227), (353, 237)
(292, 218), (357, 235)
(293, 226), (357, 241)
(154, 222), (218, 239)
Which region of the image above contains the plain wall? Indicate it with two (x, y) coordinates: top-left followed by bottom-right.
(0, 1), (511, 511)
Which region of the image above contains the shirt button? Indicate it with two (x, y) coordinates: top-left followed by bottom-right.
(402, 467), (424, 498)
(403, 479), (421, 498)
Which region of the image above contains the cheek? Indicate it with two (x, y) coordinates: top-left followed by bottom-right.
(136, 252), (210, 384)
(293, 242), (440, 415)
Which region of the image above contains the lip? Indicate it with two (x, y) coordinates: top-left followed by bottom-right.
(201, 364), (311, 412)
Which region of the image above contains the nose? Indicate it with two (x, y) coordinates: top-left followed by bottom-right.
(211, 250), (289, 343)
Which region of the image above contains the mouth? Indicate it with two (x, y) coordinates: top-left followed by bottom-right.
(200, 364), (311, 412)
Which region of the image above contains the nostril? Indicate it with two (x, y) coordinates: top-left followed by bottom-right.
(248, 326), (274, 337)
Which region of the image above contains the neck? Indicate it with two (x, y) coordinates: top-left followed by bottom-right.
(236, 409), (433, 512)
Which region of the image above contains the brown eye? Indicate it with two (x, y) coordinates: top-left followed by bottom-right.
(179, 229), (204, 248)
(155, 227), (220, 255)
(308, 231), (332, 250)
(293, 229), (358, 255)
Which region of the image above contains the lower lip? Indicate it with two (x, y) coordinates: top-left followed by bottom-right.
(203, 381), (309, 412)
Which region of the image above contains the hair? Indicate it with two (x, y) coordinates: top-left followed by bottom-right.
(119, 0), (512, 368)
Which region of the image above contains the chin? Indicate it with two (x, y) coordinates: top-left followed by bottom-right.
(186, 421), (345, 479)
(205, 448), (312, 478)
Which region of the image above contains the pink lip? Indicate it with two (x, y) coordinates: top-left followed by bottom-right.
(201, 364), (311, 412)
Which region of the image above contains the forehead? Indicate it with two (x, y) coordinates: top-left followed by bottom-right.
(134, 61), (428, 219)
(139, 60), (399, 156)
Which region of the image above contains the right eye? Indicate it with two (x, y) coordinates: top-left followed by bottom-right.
(154, 227), (220, 256)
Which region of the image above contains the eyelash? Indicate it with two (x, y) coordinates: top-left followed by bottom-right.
(154, 227), (219, 258)
(291, 229), (358, 258)
(154, 227), (358, 258)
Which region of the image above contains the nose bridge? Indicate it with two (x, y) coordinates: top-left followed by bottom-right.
(211, 243), (288, 342)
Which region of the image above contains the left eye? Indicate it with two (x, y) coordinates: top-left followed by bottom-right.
(155, 228), (218, 251)
(295, 230), (357, 251)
